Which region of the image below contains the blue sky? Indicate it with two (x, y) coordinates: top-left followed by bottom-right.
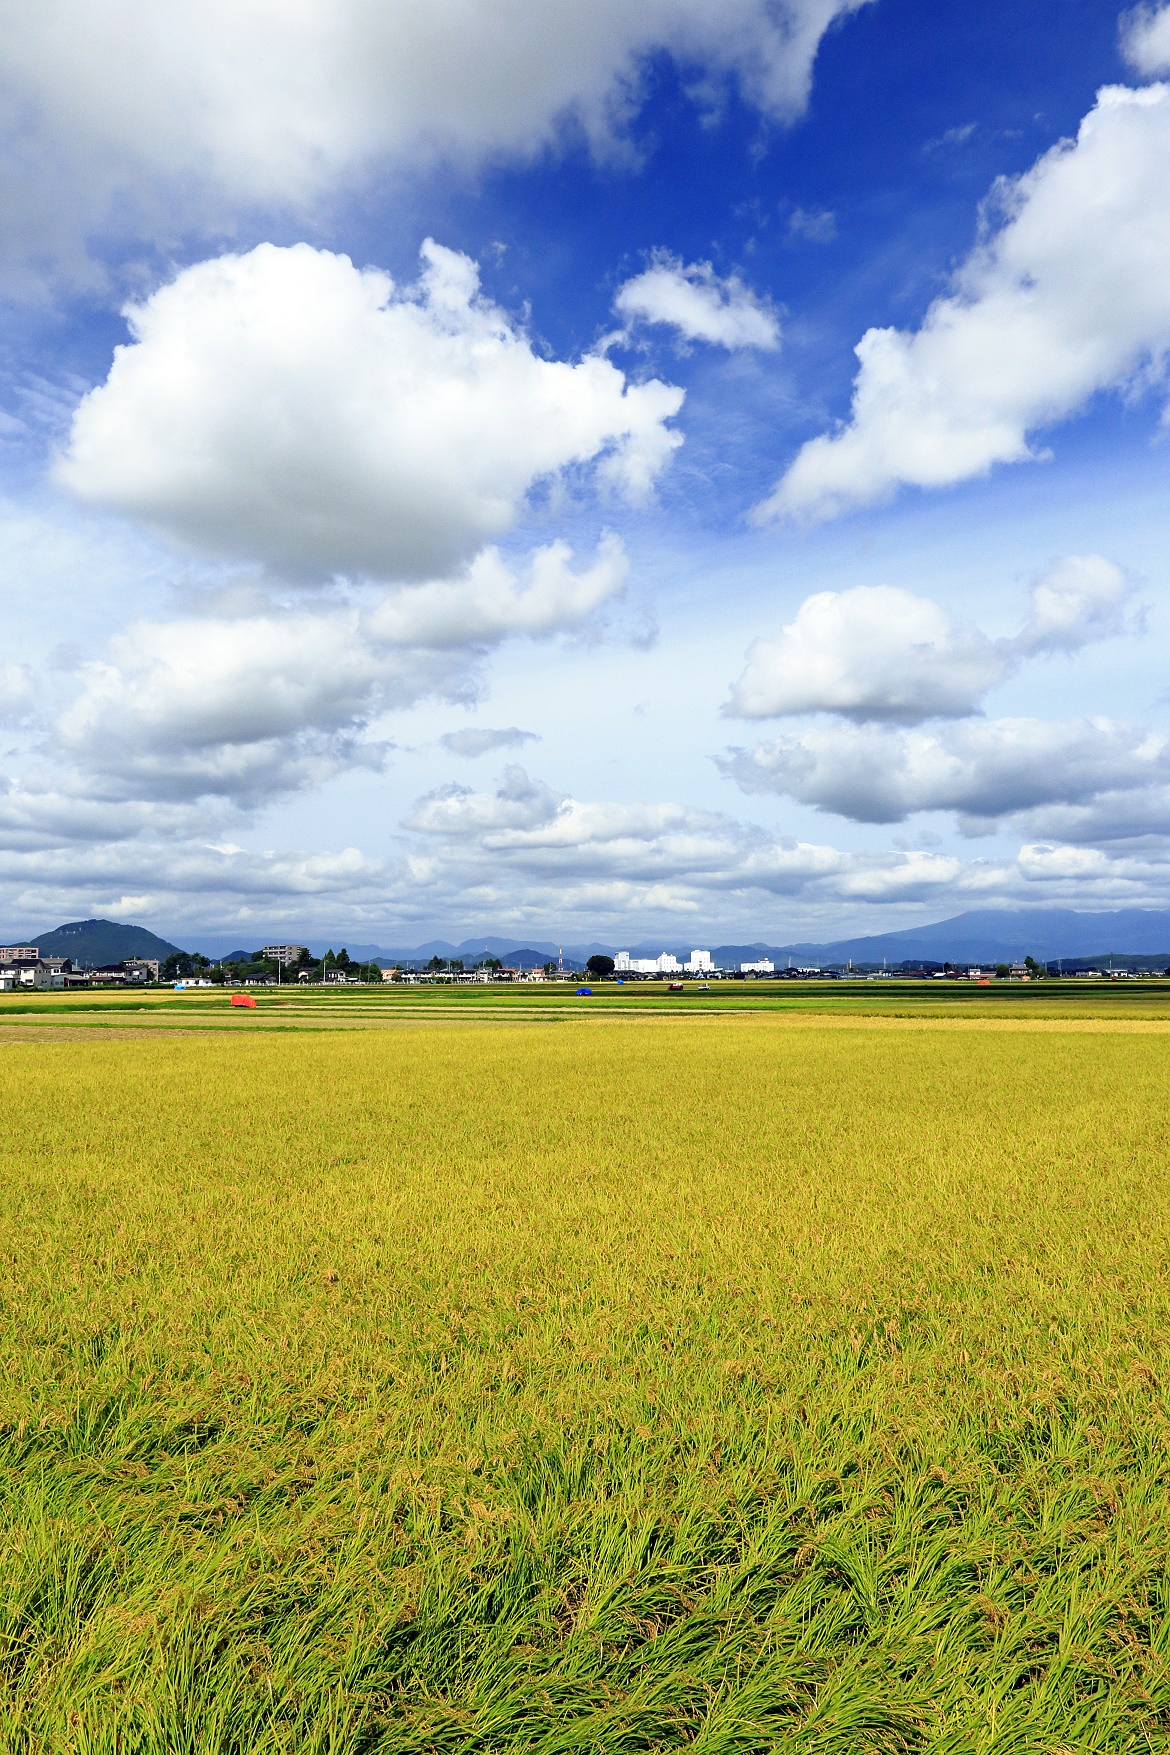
(1, 0), (1169, 944)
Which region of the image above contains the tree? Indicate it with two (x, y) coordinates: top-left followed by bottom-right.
(426, 955), (446, 973)
(587, 954), (615, 979)
(162, 952), (194, 980)
(542, 961), (558, 976)
(995, 965), (1010, 979)
(1024, 955), (1042, 977)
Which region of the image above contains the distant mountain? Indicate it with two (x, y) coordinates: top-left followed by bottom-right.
(67, 906), (1170, 978)
(28, 918), (183, 966)
(347, 909), (1170, 969)
(759, 908), (1170, 967)
(495, 948), (586, 970)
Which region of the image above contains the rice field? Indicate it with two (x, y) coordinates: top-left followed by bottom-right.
(3, 996), (1170, 1751)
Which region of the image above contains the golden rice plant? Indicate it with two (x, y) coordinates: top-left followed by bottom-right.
(1, 1017), (1169, 1751)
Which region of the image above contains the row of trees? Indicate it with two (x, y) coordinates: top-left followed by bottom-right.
(423, 955), (504, 974)
(160, 948), (383, 983)
(416, 956), (608, 978)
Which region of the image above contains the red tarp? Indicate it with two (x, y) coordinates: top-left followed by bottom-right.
(230, 993), (258, 1008)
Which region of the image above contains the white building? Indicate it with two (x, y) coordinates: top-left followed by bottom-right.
(614, 951), (681, 975)
(741, 959), (775, 975)
(685, 950), (713, 973)
(18, 965), (64, 988)
(262, 943), (306, 968)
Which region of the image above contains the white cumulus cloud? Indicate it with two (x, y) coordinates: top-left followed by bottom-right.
(1012, 552), (1133, 654)
(1121, 4), (1170, 75)
(55, 539), (626, 803)
(726, 585), (1007, 721)
(613, 253), (781, 349)
(759, 82), (1170, 521)
(0, 0), (868, 292)
(726, 557), (1134, 722)
(57, 242), (682, 581)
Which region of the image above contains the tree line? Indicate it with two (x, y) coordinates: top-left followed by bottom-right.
(161, 948), (383, 982)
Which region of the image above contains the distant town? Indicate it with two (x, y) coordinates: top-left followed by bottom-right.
(0, 940), (1163, 990)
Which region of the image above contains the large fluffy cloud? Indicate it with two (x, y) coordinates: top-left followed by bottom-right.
(55, 539), (627, 803)
(57, 243), (680, 581)
(1122, 4), (1170, 75)
(0, 0), (867, 290)
(720, 717), (1170, 828)
(613, 254), (780, 350)
(725, 556), (1130, 722)
(727, 585), (1004, 722)
(759, 83), (1170, 521)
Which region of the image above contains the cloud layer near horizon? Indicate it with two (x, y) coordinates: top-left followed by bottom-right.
(0, 748), (1168, 943)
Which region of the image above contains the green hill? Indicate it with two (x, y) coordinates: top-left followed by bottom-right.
(28, 919), (184, 966)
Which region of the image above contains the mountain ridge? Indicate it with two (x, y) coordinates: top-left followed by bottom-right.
(11, 908), (1170, 971)
(23, 919), (184, 965)
(347, 910), (1170, 967)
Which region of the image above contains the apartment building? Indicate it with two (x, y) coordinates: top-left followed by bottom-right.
(261, 944), (307, 967)
(614, 950), (713, 976)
